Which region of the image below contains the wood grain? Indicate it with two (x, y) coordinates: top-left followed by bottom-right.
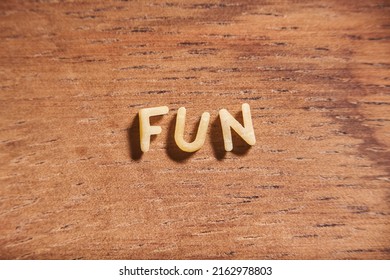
(0, 0), (389, 259)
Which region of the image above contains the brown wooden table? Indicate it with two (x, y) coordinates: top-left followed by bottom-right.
(1, 0), (389, 259)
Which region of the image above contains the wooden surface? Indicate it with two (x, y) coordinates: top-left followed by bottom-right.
(1, 0), (389, 260)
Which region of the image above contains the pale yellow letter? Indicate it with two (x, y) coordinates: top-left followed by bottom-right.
(175, 107), (210, 152)
(139, 106), (169, 152)
(219, 103), (256, 151)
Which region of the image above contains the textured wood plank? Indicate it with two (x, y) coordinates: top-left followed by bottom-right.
(0, 0), (389, 259)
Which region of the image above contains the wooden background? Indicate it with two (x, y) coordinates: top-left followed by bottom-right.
(1, 0), (389, 259)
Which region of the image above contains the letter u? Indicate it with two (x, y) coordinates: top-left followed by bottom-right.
(174, 107), (210, 152)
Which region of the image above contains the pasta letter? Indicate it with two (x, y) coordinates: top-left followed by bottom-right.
(174, 107), (210, 152)
(219, 103), (256, 151)
(139, 106), (169, 152)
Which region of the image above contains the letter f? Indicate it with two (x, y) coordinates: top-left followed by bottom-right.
(139, 106), (169, 152)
